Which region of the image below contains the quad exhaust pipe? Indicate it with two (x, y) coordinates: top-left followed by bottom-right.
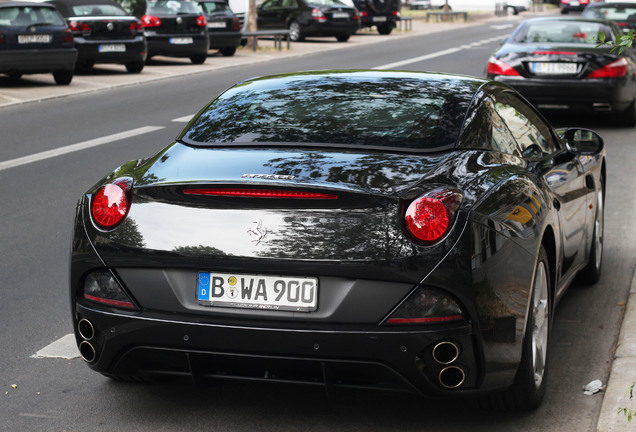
(432, 341), (460, 365)
(439, 366), (466, 389)
(431, 340), (466, 389)
(77, 318), (97, 363)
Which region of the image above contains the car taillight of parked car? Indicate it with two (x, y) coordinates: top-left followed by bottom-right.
(196, 15), (207, 27)
(61, 28), (74, 43)
(312, 8), (327, 22)
(487, 56), (520, 76)
(129, 20), (143, 35)
(588, 58), (628, 78)
(0, 31), (4, 44)
(69, 21), (91, 32)
(232, 17), (240, 30)
(403, 188), (463, 244)
(141, 15), (161, 27)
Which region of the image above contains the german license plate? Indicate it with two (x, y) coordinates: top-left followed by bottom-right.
(531, 62), (578, 75)
(332, 12), (349, 18)
(208, 22), (226, 28)
(197, 272), (318, 312)
(170, 37), (193, 44)
(372, 16), (387, 22)
(18, 34), (51, 44)
(571, 1), (579, 5)
(98, 44), (126, 52)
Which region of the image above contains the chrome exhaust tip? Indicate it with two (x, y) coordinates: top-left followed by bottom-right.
(593, 103), (612, 112)
(78, 318), (95, 341)
(432, 341), (460, 365)
(79, 341), (97, 363)
(439, 366), (466, 389)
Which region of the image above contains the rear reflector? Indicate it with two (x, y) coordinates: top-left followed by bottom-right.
(385, 286), (466, 325)
(183, 188), (338, 199)
(83, 270), (137, 310)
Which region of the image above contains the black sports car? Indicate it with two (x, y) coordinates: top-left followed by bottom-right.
(46, 0), (147, 73)
(582, 2), (636, 33)
(486, 17), (636, 126)
(257, 0), (359, 42)
(71, 70), (605, 410)
(142, 0), (209, 64)
(0, 1), (77, 84)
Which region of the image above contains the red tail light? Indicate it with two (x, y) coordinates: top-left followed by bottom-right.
(196, 15), (207, 27)
(232, 17), (240, 31)
(392, 10), (399, 16)
(141, 15), (161, 27)
(61, 28), (74, 43)
(69, 21), (91, 32)
(0, 30), (5, 44)
(588, 58), (628, 78)
(312, 8), (326, 22)
(562, 0), (569, 3)
(91, 178), (133, 229)
(183, 188), (338, 199)
(404, 188), (462, 243)
(129, 20), (143, 33)
(487, 56), (520, 76)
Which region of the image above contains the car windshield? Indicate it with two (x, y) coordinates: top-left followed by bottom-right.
(198, 1), (232, 13)
(71, 4), (128, 16)
(584, 5), (636, 22)
(147, 0), (202, 14)
(308, 0), (350, 6)
(183, 73), (474, 151)
(515, 20), (611, 44)
(0, 6), (66, 26)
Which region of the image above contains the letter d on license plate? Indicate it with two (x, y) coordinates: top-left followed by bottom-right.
(197, 272), (318, 312)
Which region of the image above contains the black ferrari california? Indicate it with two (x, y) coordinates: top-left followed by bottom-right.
(486, 17), (636, 126)
(71, 70), (606, 410)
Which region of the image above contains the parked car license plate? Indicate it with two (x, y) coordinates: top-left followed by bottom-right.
(372, 16), (387, 22)
(18, 34), (51, 44)
(571, 0), (579, 5)
(531, 62), (578, 75)
(98, 44), (126, 52)
(332, 12), (349, 18)
(208, 22), (226, 28)
(197, 272), (318, 312)
(170, 37), (193, 44)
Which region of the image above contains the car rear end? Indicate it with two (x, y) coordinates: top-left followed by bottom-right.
(561, 0), (590, 13)
(197, 0), (241, 55)
(142, 0), (209, 61)
(582, 2), (636, 33)
(0, 3), (77, 77)
(303, 1), (359, 38)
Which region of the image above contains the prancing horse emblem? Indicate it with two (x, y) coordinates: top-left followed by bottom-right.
(247, 219), (267, 245)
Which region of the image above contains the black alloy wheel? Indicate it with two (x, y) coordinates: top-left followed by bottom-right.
(220, 47), (237, 56)
(377, 23), (392, 34)
(53, 70), (74, 85)
(125, 61), (145, 73)
(578, 176), (604, 284)
(335, 34), (350, 42)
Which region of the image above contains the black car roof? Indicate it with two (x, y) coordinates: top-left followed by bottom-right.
(0, 1), (57, 7)
(47, 0), (124, 7)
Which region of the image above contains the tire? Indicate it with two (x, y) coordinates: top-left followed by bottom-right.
(481, 246), (551, 411)
(578, 176), (604, 284)
(53, 70), (73, 85)
(335, 34), (350, 42)
(377, 23), (392, 35)
(220, 46), (237, 56)
(510, 6), (519, 14)
(288, 20), (304, 42)
(125, 61), (144, 74)
(616, 100), (636, 127)
(8, 72), (23, 78)
(190, 54), (207, 64)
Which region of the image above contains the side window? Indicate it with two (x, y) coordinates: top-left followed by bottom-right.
(491, 108), (520, 156)
(494, 93), (557, 159)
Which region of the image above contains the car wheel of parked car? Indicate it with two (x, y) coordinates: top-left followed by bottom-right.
(288, 20), (304, 42)
(578, 177), (604, 284)
(481, 246), (551, 411)
(377, 23), (392, 35)
(561, 7), (568, 14)
(220, 47), (237, 56)
(336, 34), (350, 42)
(509, 6), (519, 14)
(53, 70), (73, 85)
(190, 54), (207, 64)
(125, 61), (144, 74)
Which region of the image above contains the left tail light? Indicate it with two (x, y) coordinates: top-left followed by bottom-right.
(91, 177), (133, 230)
(232, 17), (240, 31)
(61, 28), (74, 43)
(83, 269), (137, 310)
(588, 58), (628, 78)
(0, 30), (5, 44)
(404, 188), (462, 244)
(69, 21), (91, 32)
(487, 55), (520, 76)
(129, 20), (143, 34)
(312, 8), (326, 22)
(197, 15), (207, 27)
(384, 286), (466, 325)
(141, 15), (161, 27)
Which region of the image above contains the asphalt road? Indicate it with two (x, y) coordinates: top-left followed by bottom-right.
(1, 14), (635, 431)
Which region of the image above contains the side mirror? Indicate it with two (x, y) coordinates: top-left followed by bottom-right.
(557, 128), (604, 155)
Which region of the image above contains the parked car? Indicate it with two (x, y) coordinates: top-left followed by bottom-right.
(257, 0), (359, 42)
(430, 0), (499, 10)
(70, 69), (606, 411)
(0, 1), (77, 84)
(560, 0), (603, 14)
(197, 0), (241, 56)
(486, 17), (636, 126)
(142, 0), (209, 64)
(46, 0), (146, 73)
(582, 1), (636, 32)
(351, 0), (400, 35)
(506, 0), (532, 14)
(408, 0), (431, 10)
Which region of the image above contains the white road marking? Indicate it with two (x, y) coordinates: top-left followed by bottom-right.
(172, 115), (194, 123)
(32, 334), (80, 359)
(491, 24), (514, 30)
(374, 36), (507, 70)
(0, 125), (165, 172)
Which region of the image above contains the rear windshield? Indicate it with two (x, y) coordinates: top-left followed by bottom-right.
(514, 20), (612, 44)
(198, 1), (233, 13)
(0, 6), (66, 26)
(309, 0), (351, 6)
(71, 4), (128, 16)
(584, 5), (636, 22)
(182, 74), (473, 151)
(147, 0), (202, 15)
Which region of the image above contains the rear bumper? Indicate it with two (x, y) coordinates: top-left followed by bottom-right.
(360, 15), (398, 28)
(303, 21), (360, 36)
(208, 31), (242, 49)
(0, 48), (77, 74)
(146, 33), (209, 57)
(493, 75), (635, 112)
(74, 37), (146, 64)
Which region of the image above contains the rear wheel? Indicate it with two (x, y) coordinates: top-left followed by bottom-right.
(53, 70), (73, 85)
(220, 47), (237, 56)
(125, 61), (144, 73)
(377, 23), (393, 35)
(578, 177), (604, 284)
(481, 246), (551, 411)
(190, 54), (207, 64)
(288, 20), (304, 42)
(335, 34), (350, 42)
